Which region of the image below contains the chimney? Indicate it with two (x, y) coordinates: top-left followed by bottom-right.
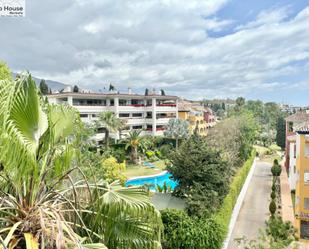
(128, 87), (132, 94)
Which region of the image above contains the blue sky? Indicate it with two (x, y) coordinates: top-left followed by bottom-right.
(0, 0), (308, 105)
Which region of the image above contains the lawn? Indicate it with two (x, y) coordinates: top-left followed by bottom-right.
(124, 160), (167, 178)
(254, 144), (283, 164)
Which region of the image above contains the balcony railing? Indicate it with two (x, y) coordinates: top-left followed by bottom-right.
(145, 127), (165, 131)
(119, 104), (145, 107)
(156, 104), (176, 107)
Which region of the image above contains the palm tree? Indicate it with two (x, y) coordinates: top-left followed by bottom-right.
(125, 130), (143, 164)
(97, 111), (125, 148)
(0, 73), (162, 249)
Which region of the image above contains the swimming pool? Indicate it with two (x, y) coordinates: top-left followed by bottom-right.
(125, 171), (178, 191)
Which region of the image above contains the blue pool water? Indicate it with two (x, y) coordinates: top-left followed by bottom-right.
(125, 172), (178, 191)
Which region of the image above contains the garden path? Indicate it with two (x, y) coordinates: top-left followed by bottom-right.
(227, 161), (272, 249)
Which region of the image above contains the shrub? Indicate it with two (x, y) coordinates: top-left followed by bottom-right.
(155, 150), (162, 158)
(159, 144), (174, 158)
(101, 157), (126, 184)
(271, 165), (282, 176)
(156, 184), (163, 193)
(112, 148), (127, 162)
(269, 200), (277, 216)
(271, 191), (276, 200)
(272, 184), (276, 192)
(273, 159), (279, 165)
(161, 209), (223, 249)
(145, 150), (155, 158)
(145, 150), (158, 162)
(266, 216), (297, 243)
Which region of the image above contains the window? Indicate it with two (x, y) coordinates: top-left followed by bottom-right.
(146, 112), (152, 118)
(306, 144), (309, 157)
(146, 100), (152, 106)
(80, 114), (88, 118)
(74, 99), (104, 106)
(132, 113), (143, 118)
(132, 125), (143, 130)
(301, 220), (309, 239)
(294, 144), (297, 158)
(304, 172), (309, 184)
(92, 114), (98, 118)
(131, 99), (144, 105)
(119, 113), (130, 118)
(97, 127), (106, 133)
(123, 126), (130, 131)
(305, 198), (309, 209)
(288, 122), (293, 132)
(110, 99), (114, 106)
(119, 99), (127, 106)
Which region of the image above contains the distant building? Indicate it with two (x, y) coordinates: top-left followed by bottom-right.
(178, 99), (216, 136)
(47, 90), (178, 139)
(285, 111), (309, 179)
(280, 104), (306, 114)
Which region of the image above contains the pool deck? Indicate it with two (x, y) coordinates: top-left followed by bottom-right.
(126, 170), (168, 180)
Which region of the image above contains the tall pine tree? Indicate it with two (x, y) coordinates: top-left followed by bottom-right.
(39, 79), (49, 94)
(276, 115), (286, 149)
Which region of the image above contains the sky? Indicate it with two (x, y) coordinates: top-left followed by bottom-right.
(0, 0), (308, 105)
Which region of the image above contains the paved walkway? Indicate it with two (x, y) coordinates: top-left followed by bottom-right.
(227, 161), (272, 249)
(280, 164), (295, 224)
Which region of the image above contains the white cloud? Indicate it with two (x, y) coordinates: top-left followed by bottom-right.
(235, 6), (290, 30)
(0, 1), (308, 103)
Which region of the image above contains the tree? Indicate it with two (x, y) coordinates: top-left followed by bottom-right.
(109, 83), (115, 91)
(0, 61), (12, 81)
(169, 134), (230, 216)
(0, 73), (162, 249)
(125, 130), (143, 164)
(276, 115), (286, 149)
(97, 111), (125, 148)
(235, 97), (245, 111)
(207, 112), (258, 169)
(164, 118), (189, 149)
(73, 84), (79, 92)
(39, 79), (49, 94)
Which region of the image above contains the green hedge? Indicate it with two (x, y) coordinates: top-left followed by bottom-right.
(161, 209), (222, 249)
(213, 149), (256, 245)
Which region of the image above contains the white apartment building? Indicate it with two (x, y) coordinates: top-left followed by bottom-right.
(47, 92), (178, 138)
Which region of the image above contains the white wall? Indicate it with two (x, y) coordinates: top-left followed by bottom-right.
(289, 142), (297, 190)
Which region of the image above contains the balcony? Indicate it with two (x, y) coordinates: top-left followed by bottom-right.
(157, 104), (176, 107)
(119, 104), (145, 107)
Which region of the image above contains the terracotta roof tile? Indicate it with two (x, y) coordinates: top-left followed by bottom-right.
(285, 112), (309, 122)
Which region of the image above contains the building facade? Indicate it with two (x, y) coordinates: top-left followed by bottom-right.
(285, 112), (309, 174)
(47, 92), (178, 138)
(178, 99), (215, 136)
(293, 125), (309, 239)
